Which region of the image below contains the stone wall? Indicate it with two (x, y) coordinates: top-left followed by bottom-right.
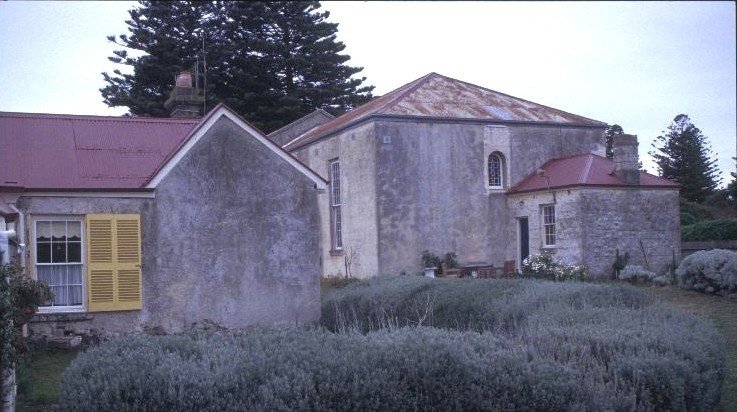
(20, 115), (323, 338)
(292, 118), (605, 277)
(577, 187), (681, 277)
(17, 195), (153, 338)
(291, 122), (379, 278)
(147, 116), (322, 331)
(507, 186), (680, 278)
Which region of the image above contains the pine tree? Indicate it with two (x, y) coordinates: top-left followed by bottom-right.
(101, 1), (218, 117)
(604, 124), (624, 159)
(649, 114), (721, 202)
(101, 1), (373, 132)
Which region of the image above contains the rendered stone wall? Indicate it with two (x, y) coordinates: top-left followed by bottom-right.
(372, 119), (604, 276)
(17, 195), (153, 337)
(293, 119), (605, 277)
(291, 122), (379, 278)
(148, 116), (322, 331)
(21, 115), (322, 337)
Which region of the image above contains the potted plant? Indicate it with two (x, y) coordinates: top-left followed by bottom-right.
(421, 250), (440, 278)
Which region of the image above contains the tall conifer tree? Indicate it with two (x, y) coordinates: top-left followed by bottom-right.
(101, 1), (373, 132)
(649, 114), (721, 202)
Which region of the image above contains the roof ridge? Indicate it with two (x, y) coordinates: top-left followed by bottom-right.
(373, 72), (439, 114)
(0, 111), (199, 123)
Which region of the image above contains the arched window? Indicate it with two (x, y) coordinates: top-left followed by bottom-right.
(488, 152), (505, 189)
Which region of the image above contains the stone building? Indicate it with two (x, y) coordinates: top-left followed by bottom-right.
(0, 103), (326, 337)
(273, 73), (680, 278)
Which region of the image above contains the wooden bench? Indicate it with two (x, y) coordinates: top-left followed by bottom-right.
(502, 260), (516, 276)
(441, 262), (462, 278)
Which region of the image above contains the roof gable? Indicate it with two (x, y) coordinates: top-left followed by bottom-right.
(0, 111), (198, 190)
(285, 72), (607, 150)
(507, 153), (680, 194)
(146, 104), (326, 190)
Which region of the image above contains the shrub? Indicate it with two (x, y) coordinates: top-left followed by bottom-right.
(321, 278), (724, 410)
(59, 278), (726, 411)
(521, 253), (587, 281)
(681, 219), (737, 241)
(676, 249), (737, 295)
(420, 250), (440, 268)
(617, 265), (664, 285)
(2, 262), (53, 402)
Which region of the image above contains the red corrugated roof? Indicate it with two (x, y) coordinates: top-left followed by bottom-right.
(507, 153), (680, 194)
(285, 72), (607, 150)
(0, 112), (198, 190)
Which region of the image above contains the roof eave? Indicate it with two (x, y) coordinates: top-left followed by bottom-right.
(287, 114), (606, 152)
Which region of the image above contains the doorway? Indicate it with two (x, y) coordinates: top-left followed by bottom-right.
(519, 217), (529, 264)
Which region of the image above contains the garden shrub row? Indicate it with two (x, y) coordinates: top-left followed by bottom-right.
(59, 277), (726, 411)
(681, 218), (737, 241)
(322, 277), (725, 410)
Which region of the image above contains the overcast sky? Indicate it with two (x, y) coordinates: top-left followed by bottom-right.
(1, 1), (735, 186)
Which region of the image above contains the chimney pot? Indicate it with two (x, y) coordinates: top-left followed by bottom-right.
(175, 71), (193, 88)
(165, 71), (203, 118)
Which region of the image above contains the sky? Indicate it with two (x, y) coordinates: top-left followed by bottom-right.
(1, 1), (735, 186)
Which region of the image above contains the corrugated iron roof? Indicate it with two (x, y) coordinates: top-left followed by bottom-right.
(285, 72), (607, 150)
(0, 111), (198, 190)
(507, 153), (680, 194)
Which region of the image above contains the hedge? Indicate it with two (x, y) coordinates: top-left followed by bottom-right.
(58, 277), (725, 411)
(681, 219), (737, 241)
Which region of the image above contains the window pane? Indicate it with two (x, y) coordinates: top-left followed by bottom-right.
(68, 221), (81, 241)
(52, 221), (67, 241)
(37, 221), (51, 241)
(37, 264), (83, 307)
(37, 243), (51, 263)
(51, 241), (67, 263)
(68, 241), (82, 263)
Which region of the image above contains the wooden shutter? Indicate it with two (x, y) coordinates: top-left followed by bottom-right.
(86, 214), (142, 312)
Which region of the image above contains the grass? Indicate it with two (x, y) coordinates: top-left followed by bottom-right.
(641, 285), (737, 412)
(15, 349), (79, 411)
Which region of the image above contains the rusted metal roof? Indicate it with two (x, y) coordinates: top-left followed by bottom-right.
(507, 153), (680, 194)
(285, 72), (607, 150)
(0, 111), (198, 190)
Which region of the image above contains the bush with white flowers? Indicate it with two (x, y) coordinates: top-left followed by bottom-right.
(521, 253), (587, 281)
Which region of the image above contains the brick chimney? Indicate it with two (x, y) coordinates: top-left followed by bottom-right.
(164, 71), (204, 118)
(612, 134), (640, 185)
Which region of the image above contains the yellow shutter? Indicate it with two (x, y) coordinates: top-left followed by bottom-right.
(86, 214), (142, 312)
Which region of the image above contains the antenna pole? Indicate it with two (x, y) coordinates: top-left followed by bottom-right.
(202, 34), (206, 115)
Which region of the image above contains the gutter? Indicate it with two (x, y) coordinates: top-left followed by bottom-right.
(9, 204), (26, 269)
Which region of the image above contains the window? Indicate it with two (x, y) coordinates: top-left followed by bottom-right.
(35, 219), (84, 309)
(488, 152), (505, 189)
(329, 160), (343, 251)
(542, 205), (556, 247)
(33, 214), (142, 312)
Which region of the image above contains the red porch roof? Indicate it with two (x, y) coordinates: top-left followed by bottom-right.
(507, 153), (680, 194)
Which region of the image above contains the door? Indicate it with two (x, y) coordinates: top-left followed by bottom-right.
(519, 217), (529, 264)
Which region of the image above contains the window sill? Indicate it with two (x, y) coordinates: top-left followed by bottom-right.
(329, 249), (344, 257)
(488, 187), (506, 194)
(31, 311), (93, 323)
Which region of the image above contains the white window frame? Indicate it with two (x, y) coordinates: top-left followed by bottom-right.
(33, 216), (86, 312)
(488, 152), (505, 189)
(329, 159), (343, 251)
(541, 205), (556, 247)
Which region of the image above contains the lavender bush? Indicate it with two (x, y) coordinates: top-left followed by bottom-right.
(59, 278), (725, 411)
(676, 249), (737, 295)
